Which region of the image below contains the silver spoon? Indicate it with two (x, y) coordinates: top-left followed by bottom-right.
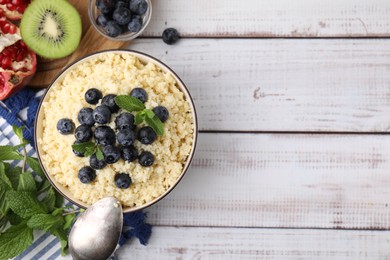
(69, 197), (123, 260)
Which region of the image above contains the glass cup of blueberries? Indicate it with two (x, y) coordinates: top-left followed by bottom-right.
(88, 0), (152, 41)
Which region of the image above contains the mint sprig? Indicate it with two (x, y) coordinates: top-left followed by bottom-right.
(115, 95), (165, 135)
(71, 141), (103, 160)
(0, 126), (83, 258)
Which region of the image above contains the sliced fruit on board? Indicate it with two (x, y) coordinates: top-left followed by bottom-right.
(0, 40), (37, 100)
(0, 0), (31, 20)
(20, 0), (82, 59)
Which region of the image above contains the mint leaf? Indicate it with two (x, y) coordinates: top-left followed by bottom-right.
(0, 146), (23, 161)
(0, 222), (33, 260)
(0, 162), (12, 189)
(12, 125), (25, 144)
(145, 116), (164, 136)
(144, 109), (155, 119)
(50, 226), (69, 256)
(6, 191), (46, 219)
(135, 111), (145, 125)
(26, 157), (45, 178)
(7, 210), (23, 225)
(115, 95), (145, 112)
(55, 191), (64, 208)
(96, 147), (104, 161)
(63, 213), (76, 230)
(5, 166), (21, 190)
(84, 146), (96, 157)
(42, 188), (56, 212)
(17, 172), (36, 193)
(27, 213), (63, 232)
(72, 141), (95, 154)
(0, 179), (10, 225)
(37, 179), (51, 194)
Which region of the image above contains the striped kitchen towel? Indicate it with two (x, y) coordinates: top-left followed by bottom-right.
(0, 88), (151, 259)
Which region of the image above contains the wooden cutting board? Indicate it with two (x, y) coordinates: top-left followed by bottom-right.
(29, 0), (127, 88)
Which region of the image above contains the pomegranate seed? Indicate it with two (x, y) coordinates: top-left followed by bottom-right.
(1, 23), (9, 33)
(1, 57), (12, 69)
(8, 24), (16, 34)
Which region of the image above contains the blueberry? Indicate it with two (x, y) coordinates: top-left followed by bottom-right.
(104, 21), (122, 37)
(93, 105), (112, 124)
(103, 145), (121, 164)
(113, 7), (132, 25)
(115, 112), (135, 130)
(121, 145), (138, 162)
(137, 126), (156, 145)
(129, 0), (148, 15)
(117, 129), (135, 147)
(94, 126), (116, 146)
(114, 173), (132, 189)
(152, 106), (169, 122)
(130, 87), (148, 103)
(127, 15), (142, 32)
(101, 94), (119, 113)
(72, 140), (85, 157)
(96, 0), (116, 14)
(96, 14), (109, 27)
(138, 151), (154, 167)
(78, 166), (96, 184)
(90, 153), (107, 170)
(85, 88), (102, 105)
(162, 28), (179, 45)
(56, 118), (75, 135)
(116, 1), (127, 9)
(78, 108), (95, 126)
(74, 124), (93, 142)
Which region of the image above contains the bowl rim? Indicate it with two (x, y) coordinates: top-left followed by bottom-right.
(88, 0), (153, 42)
(34, 49), (199, 213)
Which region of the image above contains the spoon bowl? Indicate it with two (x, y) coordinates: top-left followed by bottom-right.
(69, 197), (123, 260)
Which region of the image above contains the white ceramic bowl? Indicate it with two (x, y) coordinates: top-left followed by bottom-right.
(35, 49), (198, 213)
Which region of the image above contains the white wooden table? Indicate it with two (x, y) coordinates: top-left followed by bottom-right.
(116, 0), (390, 258)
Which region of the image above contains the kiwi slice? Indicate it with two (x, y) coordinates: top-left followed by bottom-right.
(20, 0), (82, 59)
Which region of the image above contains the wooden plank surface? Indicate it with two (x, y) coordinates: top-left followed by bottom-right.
(142, 133), (390, 229)
(116, 227), (390, 259)
(128, 39), (390, 132)
(144, 0), (390, 37)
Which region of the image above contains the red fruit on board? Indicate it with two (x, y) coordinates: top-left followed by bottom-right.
(0, 17), (36, 100)
(0, 0), (30, 20)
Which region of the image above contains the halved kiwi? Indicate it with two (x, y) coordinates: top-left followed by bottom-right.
(20, 0), (82, 59)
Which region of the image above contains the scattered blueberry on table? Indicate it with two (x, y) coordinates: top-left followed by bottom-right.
(162, 28), (180, 45)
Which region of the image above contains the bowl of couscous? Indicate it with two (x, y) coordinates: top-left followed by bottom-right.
(35, 50), (198, 213)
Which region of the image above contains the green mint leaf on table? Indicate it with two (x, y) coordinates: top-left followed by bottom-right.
(37, 179), (52, 194)
(5, 165), (22, 190)
(0, 162), (12, 189)
(17, 172), (36, 193)
(42, 188), (56, 212)
(96, 147), (104, 161)
(115, 95), (145, 112)
(63, 213), (76, 230)
(12, 125), (25, 144)
(7, 211), (23, 226)
(0, 222), (33, 260)
(27, 213), (63, 232)
(145, 115), (164, 136)
(50, 225), (69, 256)
(0, 146), (23, 161)
(55, 190), (64, 208)
(6, 190), (46, 219)
(26, 157), (45, 178)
